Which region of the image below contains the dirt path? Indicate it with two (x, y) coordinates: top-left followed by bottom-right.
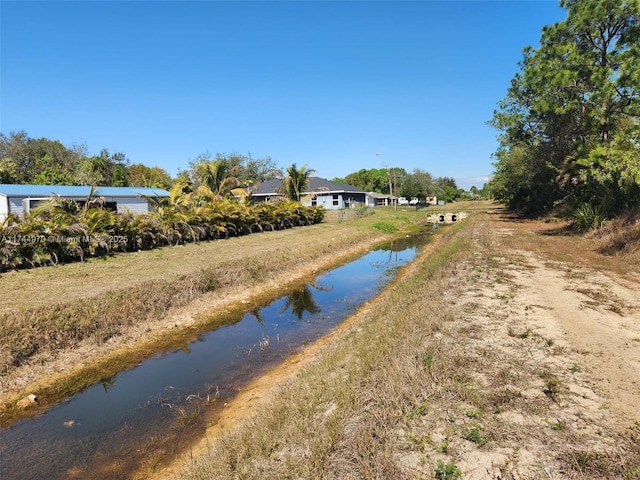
(522, 250), (640, 426)
(487, 215), (640, 428)
(439, 213), (640, 477)
(159, 209), (640, 479)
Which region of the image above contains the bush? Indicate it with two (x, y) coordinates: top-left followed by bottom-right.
(572, 204), (609, 231)
(0, 200), (325, 272)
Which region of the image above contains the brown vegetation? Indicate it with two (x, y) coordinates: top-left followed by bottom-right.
(0, 207), (412, 425)
(162, 207), (640, 480)
(3, 202), (640, 479)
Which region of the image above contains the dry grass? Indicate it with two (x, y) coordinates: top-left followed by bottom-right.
(175, 211), (640, 480)
(590, 211), (640, 261)
(0, 206), (444, 424)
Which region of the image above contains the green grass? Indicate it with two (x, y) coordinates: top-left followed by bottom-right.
(373, 221), (398, 233)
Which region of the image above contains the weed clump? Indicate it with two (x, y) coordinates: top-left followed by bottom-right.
(435, 460), (462, 480)
(373, 222), (397, 233)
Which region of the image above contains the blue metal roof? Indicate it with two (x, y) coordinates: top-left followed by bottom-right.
(0, 184), (170, 197)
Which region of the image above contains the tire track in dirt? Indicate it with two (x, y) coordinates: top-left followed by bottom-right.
(520, 251), (640, 427)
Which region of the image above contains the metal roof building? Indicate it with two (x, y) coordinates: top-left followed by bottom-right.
(0, 184), (170, 221)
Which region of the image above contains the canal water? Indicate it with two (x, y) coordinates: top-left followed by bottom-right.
(1, 233), (430, 479)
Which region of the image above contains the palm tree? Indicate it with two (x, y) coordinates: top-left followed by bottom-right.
(168, 175), (193, 206)
(193, 159), (240, 200)
(284, 163), (315, 202)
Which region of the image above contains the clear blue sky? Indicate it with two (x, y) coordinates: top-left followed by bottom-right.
(1, 1), (566, 190)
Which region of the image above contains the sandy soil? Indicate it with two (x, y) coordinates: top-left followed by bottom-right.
(5, 207), (639, 479)
(421, 213), (640, 478)
(155, 210), (640, 479)
(486, 216), (640, 429)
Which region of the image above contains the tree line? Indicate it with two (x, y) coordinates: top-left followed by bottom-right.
(1, 131), (473, 202)
(0, 131), (284, 191)
(489, 0), (640, 226)
(0, 131), (173, 188)
(334, 168), (472, 203)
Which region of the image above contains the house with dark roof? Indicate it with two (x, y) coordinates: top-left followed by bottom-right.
(252, 177), (372, 210)
(0, 184), (170, 222)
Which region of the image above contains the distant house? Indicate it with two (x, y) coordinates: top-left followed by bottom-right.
(366, 191), (394, 207)
(252, 177), (370, 210)
(0, 184), (170, 222)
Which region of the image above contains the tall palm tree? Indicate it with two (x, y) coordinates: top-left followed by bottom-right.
(284, 163), (315, 202)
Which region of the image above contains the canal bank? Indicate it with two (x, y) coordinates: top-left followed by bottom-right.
(1, 218), (398, 424)
(163, 209), (640, 480)
(153, 223), (458, 480)
(2, 226), (440, 479)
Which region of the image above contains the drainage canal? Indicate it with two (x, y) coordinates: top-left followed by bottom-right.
(1, 232), (431, 479)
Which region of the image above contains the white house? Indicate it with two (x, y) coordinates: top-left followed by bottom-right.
(252, 177), (370, 210)
(0, 184), (170, 222)
(365, 191), (394, 207)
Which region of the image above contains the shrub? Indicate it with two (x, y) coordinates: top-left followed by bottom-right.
(435, 460), (462, 480)
(0, 200), (325, 272)
(572, 204), (609, 231)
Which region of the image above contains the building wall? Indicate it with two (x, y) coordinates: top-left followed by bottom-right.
(0, 195), (8, 221)
(307, 194), (344, 210)
(1, 194), (152, 219)
(305, 192), (367, 210)
(107, 196), (150, 215)
(9, 196), (26, 218)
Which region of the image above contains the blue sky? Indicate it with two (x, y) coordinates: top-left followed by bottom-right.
(1, 1), (566, 189)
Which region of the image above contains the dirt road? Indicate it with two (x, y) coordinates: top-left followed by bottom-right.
(441, 211), (640, 477)
(161, 209), (640, 479)
(484, 212), (640, 427)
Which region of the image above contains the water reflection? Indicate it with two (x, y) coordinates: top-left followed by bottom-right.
(281, 283), (331, 321)
(0, 230), (432, 479)
(100, 376), (117, 393)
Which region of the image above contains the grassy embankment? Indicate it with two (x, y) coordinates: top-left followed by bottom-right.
(0, 204), (466, 425)
(170, 211), (479, 480)
(171, 206), (640, 480)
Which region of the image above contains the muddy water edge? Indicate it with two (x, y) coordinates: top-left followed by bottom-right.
(1, 231), (434, 480)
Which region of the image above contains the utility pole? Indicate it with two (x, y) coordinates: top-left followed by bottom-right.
(393, 169), (397, 211)
(385, 165), (395, 210)
(378, 153), (396, 210)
